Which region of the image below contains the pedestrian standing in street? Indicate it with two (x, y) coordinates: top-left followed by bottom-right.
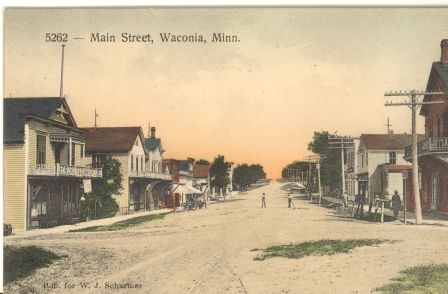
(392, 190), (401, 217)
(288, 193), (295, 209)
(342, 191), (348, 208)
(261, 192), (266, 208)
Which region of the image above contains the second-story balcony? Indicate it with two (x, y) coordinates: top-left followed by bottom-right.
(405, 137), (448, 160)
(28, 164), (102, 178)
(129, 170), (172, 181)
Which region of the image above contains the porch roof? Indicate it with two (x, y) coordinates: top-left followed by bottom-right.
(387, 165), (412, 173)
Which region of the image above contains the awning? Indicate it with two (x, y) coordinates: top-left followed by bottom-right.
(171, 184), (203, 195)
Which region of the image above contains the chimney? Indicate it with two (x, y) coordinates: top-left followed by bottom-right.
(441, 39), (448, 64)
(150, 127), (156, 138)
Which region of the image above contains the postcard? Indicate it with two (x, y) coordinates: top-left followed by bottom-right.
(3, 7), (448, 293)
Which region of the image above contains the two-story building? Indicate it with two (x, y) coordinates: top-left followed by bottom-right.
(4, 97), (102, 232)
(83, 126), (171, 214)
(356, 133), (422, 203)
(345, 138), (360, 199)
(404, 39), (448, 213)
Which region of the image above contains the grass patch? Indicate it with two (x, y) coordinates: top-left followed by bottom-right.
(4, 245), (62, 284)
(69, 213), (167, 232)
(375, 263), (448, 293)
(254, 238), (387, 261)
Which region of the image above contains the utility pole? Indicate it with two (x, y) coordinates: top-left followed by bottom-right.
(328, 135), (356, 195)
(386, 117), (392, 134)
(59, 44), (65, 98)
(94, 108), (99, 127)
(303, 155), (322, 202)
(385, 89), (444, 224)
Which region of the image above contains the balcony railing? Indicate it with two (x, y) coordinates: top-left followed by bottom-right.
(405, 137), (448, 158)
(129, 170), (172, 180)
(28, 164), (102, 178)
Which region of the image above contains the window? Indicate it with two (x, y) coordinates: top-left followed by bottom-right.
(366, 153), (368, 166)
(443, 111), (448, 137)
(131, 155), (134, 170)
(92, 153), (107, 168)
(71, 143), (76, 166)
(136, 156), (139, 172)
(427, 116), (434, 137)
(389, 151), (396, 165)
(361, 154), (364, 168)
(141, 157), (143, 171)
(36, 134), (46, 165)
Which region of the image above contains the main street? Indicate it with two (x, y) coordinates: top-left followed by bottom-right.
(5, 182), (448, 294)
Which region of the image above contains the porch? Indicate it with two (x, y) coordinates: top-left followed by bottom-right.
(28, 163), (102, 178)
(405, 137), (448, 160)
(28, 177), (84, 230)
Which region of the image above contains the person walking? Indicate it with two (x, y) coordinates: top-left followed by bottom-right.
(288, 193), (296, 209)
(391, 190), (401, 217)
(261, 192), (266, 208)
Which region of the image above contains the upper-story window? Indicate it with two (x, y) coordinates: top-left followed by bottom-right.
(427, 116), (434, 138)
(389, 151), (396, 165)
(131, 155), (134, 171)
(71, 143), (76, 166)
(141, 157), (144, 171)
(36, 134), (46, 165)
(366, 153), (368, 166)
(136, 156), (139, 172)
(443, 111), (448, 137)
(361, 154), (364, 168)
(92, 153), (107, 168)
(135, 139), (139, 146)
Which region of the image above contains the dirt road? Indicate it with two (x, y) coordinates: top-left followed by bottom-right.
(5, 182), (448, 293)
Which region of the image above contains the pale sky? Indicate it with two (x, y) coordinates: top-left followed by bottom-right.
(4, 8), (448, 178)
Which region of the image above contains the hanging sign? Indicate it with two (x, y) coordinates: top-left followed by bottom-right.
(83, 179), (92, 193)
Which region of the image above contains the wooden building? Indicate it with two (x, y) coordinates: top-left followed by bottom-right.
(4, 97), (102, 232)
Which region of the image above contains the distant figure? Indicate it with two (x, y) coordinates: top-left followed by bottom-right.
(261, 192), (266, 208)
(392, 190), (401, 217)
(342, 191), (348, 208)
(288, 194), (295, 209)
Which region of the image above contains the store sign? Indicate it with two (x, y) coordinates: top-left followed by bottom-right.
(83, 179), (92, 193)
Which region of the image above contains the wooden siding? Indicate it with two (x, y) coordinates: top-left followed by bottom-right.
(115, 154), (130, 211)
(28, 120), (85, 167)
(4, 144), (27, 232)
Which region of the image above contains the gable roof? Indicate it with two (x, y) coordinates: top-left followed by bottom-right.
(360, 134), (424, 151)
(193, 164), (211, 178)
(4, 97), (77, 143)
(82, 127), (145, 153)
(421, 62), (448, 114)
(144, 137), (162, 150)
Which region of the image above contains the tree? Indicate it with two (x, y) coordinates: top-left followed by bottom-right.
(307, 131), (341, 194)
(281, 161), (309, 180)
(233, 163), (266, 190)
(195, 159), (210, 165)
(209, 155), (230, 190)
(81, 157), (123, 220)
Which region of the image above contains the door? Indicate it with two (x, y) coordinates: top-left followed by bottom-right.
(430, 171), (439, 210)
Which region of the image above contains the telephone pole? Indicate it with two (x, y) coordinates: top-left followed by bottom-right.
(328, 135), (356, 195)
(59, 44), (65, 98)
(385, 89), (444, 224)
